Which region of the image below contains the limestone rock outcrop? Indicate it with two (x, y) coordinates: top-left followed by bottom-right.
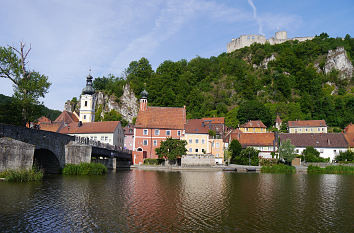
(324, 47), (353, 79)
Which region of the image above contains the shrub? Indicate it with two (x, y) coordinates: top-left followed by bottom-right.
(261, 164), (296, 173)
(302, 146), (330, 162)
(0, 168), (43, 182)
(232, 147), (259, 166)
(308, 165), (354, 174)
(259, 158), (278, 166)
(335, 151), (354, 162)
(62, 163), (107, 175)
(143, 158), (164, 165)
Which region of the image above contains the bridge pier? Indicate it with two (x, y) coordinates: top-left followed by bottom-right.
(65, 141), (91, 164)
(91, 157), (116, 170)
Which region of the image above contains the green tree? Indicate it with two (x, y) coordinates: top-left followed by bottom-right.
(155, 138), (187, 161)
(229, 139), (242, 163)
(103, 109), (128, 126)
(225, 106), (239, 128)
(0, 43), (51, 125)
(279, 139), (296, 163)
(335, 150), (354, 162)
(302, 146), (329, 162)
(233, 147), (259, 165)
(237, 100), (272, 126)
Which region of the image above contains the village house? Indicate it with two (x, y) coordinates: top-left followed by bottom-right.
(343, 123), (354, 151)
(209, 138), (224, 164)
(123, 124), (134, 150)
(279, 133), (348, 161)
(239, 120), (267, 133)
(288, 120), (327, 133)
(201, 117), (226, 138)
(132, 90), (186, 164)
(182, 119), (209, 155)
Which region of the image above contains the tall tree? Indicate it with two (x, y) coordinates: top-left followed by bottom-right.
(155, 138), (187, 161)
(0, 43), (51, 125)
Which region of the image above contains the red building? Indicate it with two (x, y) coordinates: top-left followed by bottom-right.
(133, 90), (186, 164)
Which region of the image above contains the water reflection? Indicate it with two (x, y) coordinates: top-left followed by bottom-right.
(0, 171), (353, 232)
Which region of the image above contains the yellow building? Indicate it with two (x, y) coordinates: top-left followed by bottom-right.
(288, 120), (327, 133)
(79, 74), (96, 123)
(239, 120), (267, 133)
(182, 119), (209, 155)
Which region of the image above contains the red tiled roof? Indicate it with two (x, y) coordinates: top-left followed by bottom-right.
(344, 133), (354, 147)
(239, 133), (275, 147)
(288, 120), (327, 127)
(39, 122), (63, 133)
(240, 120), (266, 128)
(135, 106), (186, 129)
(185, 119), (209, 134)
(37, 116), (51, 124)
(343, 123), (354, 134)
(279, 133), (348, 148)
(54, 111), (79, 124)
(202, 117), (225, 124)
(59, 121), (120, 134)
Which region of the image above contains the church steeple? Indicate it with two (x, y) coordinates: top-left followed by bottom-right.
(79, 74), (96, 122)
(140, 89), (148, 112)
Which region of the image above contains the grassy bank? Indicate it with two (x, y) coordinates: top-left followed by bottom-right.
(261, 164), (296, 173)
(63, 163), (107, 175)
(308, 165), (354, 174)
(0, 169), (43, 182)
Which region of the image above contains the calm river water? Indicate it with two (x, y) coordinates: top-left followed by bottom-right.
(0, 170), (353, 232)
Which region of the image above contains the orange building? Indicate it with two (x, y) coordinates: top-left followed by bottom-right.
(133, 90), (186, 164)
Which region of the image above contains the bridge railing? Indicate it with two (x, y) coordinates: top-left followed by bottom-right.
(74, 136), (131, 153)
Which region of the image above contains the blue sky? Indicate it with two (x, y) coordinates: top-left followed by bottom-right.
(0, 0), (353, 110)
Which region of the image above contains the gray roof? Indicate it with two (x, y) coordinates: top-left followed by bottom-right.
(279, 133), (348, 148)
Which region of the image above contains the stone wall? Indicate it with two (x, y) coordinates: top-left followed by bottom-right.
(0, 137), (35, 172)
(181, 154), (216, 167)
(64, 141), (92, 164)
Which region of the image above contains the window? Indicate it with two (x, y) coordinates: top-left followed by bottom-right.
(101, 136), (104, 141)
(322, 128), (324, 131)
(318, 128), (320, 131)
(105, 136), (108, 141)
(333, 149), (337, 153)
(84, 101), (87, 107)
(143, 140), (148, 146)
(153, 140), (157, 146)
(216, 142), (220, 148)
(253, 128), (255, 132)
(202, 139), (205, 144)
(320, 149), (324, 153)
(195, 148), (199, 153)
(195, 139), (199, 143)
(189, 148), (192, 152)
(155, 129), (160, 135)
(189, 139), (192, 144)
(311, 128), (313, 132)
(94, 136), (97, 140)
(84, 115), (86, 119)
(166, 130), (171, 136)
(143, 129), (148, 135)
(177, 130), (181, 136)
(306, 128), (308, 132)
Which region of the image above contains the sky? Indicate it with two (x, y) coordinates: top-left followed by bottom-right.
(0, 0), (354, 110)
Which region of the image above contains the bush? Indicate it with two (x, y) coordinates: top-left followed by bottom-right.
(232, 147), (259, 166)
(0, 168), (43, 182)
(261, 164), (296, 173)
(259, 158), (279, 166)
(62, 163), (107, 175)
(143, 158), (164, 165)
(302, 146), (330, 162)
(308, 165), (354, 174)
(335, 151), (354, 162)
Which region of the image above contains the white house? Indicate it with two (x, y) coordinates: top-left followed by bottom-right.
(279, 133), (348, 162)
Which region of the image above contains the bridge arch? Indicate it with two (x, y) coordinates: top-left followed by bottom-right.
(33, 149), (61, 174)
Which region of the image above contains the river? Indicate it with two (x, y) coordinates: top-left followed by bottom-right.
(0, 170), (353, 232)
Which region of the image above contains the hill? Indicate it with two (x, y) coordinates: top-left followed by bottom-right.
(92, 33), (354, 129)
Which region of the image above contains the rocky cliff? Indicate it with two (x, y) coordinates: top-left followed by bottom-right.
(95, 84), (138, 122)
(324, 47), (353, 79)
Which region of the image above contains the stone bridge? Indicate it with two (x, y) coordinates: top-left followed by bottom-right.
(0, 123), (132, 173)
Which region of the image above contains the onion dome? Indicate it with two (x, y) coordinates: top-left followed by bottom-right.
(82, 74), (95, 95)
(141, 89), (148, 99)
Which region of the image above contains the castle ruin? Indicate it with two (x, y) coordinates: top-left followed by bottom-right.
(227, 31), (314, 53)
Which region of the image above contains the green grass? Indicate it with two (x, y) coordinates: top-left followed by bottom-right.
(308, 165), (354, 174)
(261, 164), (296, 173)
(62, 163), (107, 175)
(143, 158), (165, 165)
(0, 168), (43, 182)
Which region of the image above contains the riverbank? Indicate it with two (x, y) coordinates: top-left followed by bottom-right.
(131, 164), (262, 172)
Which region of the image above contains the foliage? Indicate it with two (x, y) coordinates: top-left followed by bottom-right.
(0, 168), (43, 182)
(259, 158), (279, 166)
(224, 150), (232, 165)
(0, 43), (51, 125)
(237, 100), (272, 126)
(62, 163), (107, 175)
(143, 158), (165, 165)
(279, 139), (297, 163)
(102, 109), (128, 127)
(232, 147), (259, 165)
(301, 146), (330, 162)
(335, 150), (354, 162)
(155, 138), (187, 161)
(261, 164), (296, 173)
(307, 165), (354, 174)
(93, 74), (126, 100)
(229, 139), (242, 163)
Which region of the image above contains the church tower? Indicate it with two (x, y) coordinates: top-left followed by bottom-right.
(139, 89), (148, 112)
(79, 74), (96, 122)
